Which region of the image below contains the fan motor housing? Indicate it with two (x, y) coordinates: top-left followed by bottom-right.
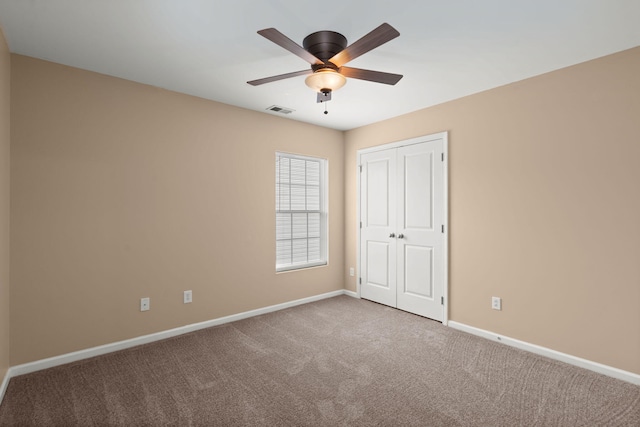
(303, 31), (347, 63)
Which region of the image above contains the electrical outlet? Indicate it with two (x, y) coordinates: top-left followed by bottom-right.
(184, 290), (193, 304)
(491, 296), (501, 311)
(349, 267), (355, 277)
(140, 297), (150, 312)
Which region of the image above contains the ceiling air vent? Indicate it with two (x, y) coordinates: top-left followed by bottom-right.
(266, 105), (295, 115)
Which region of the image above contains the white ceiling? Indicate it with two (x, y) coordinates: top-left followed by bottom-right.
(1, 0), (639, 131)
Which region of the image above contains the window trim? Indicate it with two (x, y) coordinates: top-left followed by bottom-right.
(275, 152), (328, 272)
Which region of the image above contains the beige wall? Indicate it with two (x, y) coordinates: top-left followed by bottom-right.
(0, 28), (10, 382)
(6, 45), (640, 376)
(10, 55), (344, 365)
(345, 47), (640, 374)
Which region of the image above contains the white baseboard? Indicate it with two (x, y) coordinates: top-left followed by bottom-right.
(343, 289), (358, 298)
(7, 293), (634, 406)
(448, 321), (640, 386)
(2, 289), (350, 398)
(0, 369), (9, 406)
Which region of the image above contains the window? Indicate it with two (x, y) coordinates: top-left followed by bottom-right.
(276, 153), (327, 272)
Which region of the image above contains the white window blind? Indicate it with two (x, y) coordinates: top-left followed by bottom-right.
(276, 153), (327, 271)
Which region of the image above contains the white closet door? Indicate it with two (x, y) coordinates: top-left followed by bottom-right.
(396, 141), (444, 320)
(359, 137), (445, 322)
(360, 148), (397, 307)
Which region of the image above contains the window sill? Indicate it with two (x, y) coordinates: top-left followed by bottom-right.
(276, 261), (327, 273)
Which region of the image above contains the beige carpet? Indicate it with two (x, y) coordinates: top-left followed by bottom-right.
(0, 295), (638, 426)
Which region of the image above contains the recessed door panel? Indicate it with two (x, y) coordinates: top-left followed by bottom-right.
(366, 160), (390, 227)
(404, 245), (433, 298)
(404, 152), (433, 230)
(367, 241), (390, 288)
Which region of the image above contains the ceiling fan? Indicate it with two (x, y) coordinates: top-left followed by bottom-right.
(247, 23), (403, 104)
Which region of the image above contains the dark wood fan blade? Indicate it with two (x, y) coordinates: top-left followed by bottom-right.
(340, 67), (403, 85)
(247, 69), (312, 86)
(329, 23), (400, 68)
(258, 28), (324, 65)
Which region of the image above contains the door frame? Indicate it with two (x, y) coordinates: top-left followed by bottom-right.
(356, 131), (449, 325)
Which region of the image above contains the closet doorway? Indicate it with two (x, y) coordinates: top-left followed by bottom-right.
(358, 132), (448, 322)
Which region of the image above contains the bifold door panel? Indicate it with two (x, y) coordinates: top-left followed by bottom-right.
(360, 149), (397, 307)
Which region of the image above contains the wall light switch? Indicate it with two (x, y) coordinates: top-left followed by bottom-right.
(140, 297), (150, 312)
(184, 290), (193, 304)
(349, 267), (355, 277)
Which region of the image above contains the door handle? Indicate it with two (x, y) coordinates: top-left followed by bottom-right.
(389, 233), (395, 238)
(398, 234), (404, 239)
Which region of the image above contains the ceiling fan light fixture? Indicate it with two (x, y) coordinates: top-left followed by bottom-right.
(305, 69), (346, 93)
